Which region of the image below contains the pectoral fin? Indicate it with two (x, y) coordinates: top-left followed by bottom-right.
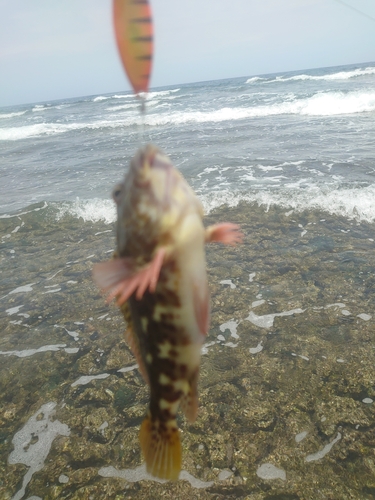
(205, 223), (243, 246)
(92, 248), (165, 305)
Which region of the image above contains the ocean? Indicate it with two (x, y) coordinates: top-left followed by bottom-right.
(1, 61), (375, 499)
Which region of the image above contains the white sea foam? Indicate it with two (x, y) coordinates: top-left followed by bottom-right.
(305, 433), (342, 462)
(117, 364), (138, 373)
(0, 202), (48, 219)
(54, 324), (80, 341)
(54, 182), (375, 225)
(32, 105), (49, 112)
(9, 283), (36, 295)
(107, 102), (141, 112)
(291, 353), (310, 361)
(43, 287), (61, 294)
(55, 198), (116, 224)
(279, 66), (375, 83)
(246, 308), (305, 329)
(249, 341), (263, 354)
(147, 88), (180, 99)
(295, 431), (308, 443)
(139, 90), (375, 123)
(0, 117), (133, 141)
(93, 96), (109, 102)
(298, 90), (375, 116)
(252, 299), (265, 308)
(71, 373), (110, 387)
(357, 313), (372, 321)
(0, 344), (67, 358)
(220, 320), (239, 339)
(0, 110), (26, 119)
(362, 398), (373, 404)
(112, 94), (134, 99)
(256, 463), (286, 481)
(98, 464), (214, 488)
(220, 279), (236, 289)
(6, 305), (24, 315)
(8, 402), (70, 500)
(200, 184), (375, 223)
(0, 122), (83, 141)
(93, 94), (133, 102)
(218, 470), (233, 480)
(3, 89), (374, 142)
(247, 66), (375, 85)
(246, 76), (265, 84)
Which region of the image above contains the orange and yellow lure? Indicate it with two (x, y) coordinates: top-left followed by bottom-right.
(113, 0), (153, 98)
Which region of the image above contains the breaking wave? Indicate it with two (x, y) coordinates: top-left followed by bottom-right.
(0, 111), (27, 119)
(23, 183), (375, 226)
(200, 184), (375, 223)
(247, 66), (375, 84)
(2, 88), (374, 141)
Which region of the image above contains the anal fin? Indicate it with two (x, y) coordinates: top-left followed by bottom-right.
(193, 279), (210, 337)
(180, 370), (199, 423)
(120, 302), (150, 385)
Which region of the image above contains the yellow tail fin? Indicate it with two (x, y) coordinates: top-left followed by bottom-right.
(139, 414), (181, 480)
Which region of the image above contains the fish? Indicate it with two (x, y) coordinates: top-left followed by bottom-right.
(93, 144), (242, 480)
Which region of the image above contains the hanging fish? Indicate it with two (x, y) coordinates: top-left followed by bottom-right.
(93, 145), (243, 479)
(113, 0), (153, 96)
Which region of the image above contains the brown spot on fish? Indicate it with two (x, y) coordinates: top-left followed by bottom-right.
(178, 364), (188, 376)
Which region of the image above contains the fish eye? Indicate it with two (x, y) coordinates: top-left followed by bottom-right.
(112, 183), (123, 204)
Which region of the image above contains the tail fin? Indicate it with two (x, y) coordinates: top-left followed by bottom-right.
(139, 414), (181, 480)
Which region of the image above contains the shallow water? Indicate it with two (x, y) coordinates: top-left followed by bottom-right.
(1, 201), (374, 499)
(1, 61), (375, 499)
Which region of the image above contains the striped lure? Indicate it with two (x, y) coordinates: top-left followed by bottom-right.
(113, 0), (153, 95)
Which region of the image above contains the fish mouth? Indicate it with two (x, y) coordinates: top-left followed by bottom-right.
(135, 144), (176, 208)
(142, 144), (173, 173)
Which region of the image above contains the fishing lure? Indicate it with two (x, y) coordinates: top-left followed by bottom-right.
(113, 0), (153, 97)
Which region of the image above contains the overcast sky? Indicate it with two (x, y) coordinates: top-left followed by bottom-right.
(1, 0), (375, 107)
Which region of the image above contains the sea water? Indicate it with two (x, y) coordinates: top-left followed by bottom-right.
(1, 62), (375, 499)
(1, 61), (375, 220)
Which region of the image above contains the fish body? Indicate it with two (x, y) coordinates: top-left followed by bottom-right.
(93, 145), (242, 480)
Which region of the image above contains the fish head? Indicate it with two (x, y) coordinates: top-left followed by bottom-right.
(113, 145), (177, 209)
(113, 145), (203, 256)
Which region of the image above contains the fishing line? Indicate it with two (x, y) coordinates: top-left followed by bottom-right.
(331, 0), (375, 24)
(112, 0), (153, 147)
(137, 93), (147, 146)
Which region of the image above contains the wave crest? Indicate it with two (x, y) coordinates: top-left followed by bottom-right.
(246, 66), (375, 85)
(201, 185), (375, 223)
(55, 198), (116, 224)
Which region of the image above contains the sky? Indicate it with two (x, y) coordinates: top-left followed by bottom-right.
(1, 0), (375, 107)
